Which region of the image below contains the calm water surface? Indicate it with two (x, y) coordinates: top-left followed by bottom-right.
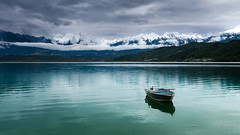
(0, 63), (240, 135)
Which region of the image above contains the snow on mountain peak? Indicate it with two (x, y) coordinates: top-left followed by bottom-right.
(53, 33), (97, 45)
(162, 32), (203, 40)
(134, 32), (160, 41)
(40, 26), (240, 50)
(51, 29), (240, 49)
(53, 33), (76, 44)
(224, 25), (240, 34)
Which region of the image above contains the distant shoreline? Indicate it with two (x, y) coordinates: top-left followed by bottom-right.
(1, 61), (240, 65)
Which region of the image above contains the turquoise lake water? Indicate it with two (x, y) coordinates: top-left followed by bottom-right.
(0, 63), (240, 135)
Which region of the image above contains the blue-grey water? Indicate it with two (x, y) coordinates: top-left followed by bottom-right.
(0, 63), (240, 135)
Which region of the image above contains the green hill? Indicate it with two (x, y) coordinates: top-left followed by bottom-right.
(113, 40), (240, 62)
(0, 44), (148, 62)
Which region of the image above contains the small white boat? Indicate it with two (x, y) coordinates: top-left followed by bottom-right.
(145, 87), (175, 101)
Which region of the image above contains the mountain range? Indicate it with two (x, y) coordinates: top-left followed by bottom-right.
(0, 29), (240, 61)
(1, 29), (240, 51)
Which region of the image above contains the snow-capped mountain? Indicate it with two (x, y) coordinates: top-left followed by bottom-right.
(106, 32), (205, 47)
(205, 33), (240, 43)
(51, 28), (240, 49)
(1, 26), (240, 51)
(52, 33), (98, 45)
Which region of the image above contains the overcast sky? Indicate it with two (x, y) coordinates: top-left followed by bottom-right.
(0, 0), (240, 39)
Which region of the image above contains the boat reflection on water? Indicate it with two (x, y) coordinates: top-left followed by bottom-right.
(145, 95), (175, 115)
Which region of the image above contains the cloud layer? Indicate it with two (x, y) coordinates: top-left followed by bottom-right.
(0, 0), (240, 38)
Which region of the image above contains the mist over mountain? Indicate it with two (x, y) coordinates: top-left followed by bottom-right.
(0, 26), (240, 51)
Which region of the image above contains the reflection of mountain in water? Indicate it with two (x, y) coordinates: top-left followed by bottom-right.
(145, 96), (175, 115)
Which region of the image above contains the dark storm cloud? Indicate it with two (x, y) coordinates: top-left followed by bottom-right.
(0, 0), (72, 26)
(0, 0), (240, 38)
